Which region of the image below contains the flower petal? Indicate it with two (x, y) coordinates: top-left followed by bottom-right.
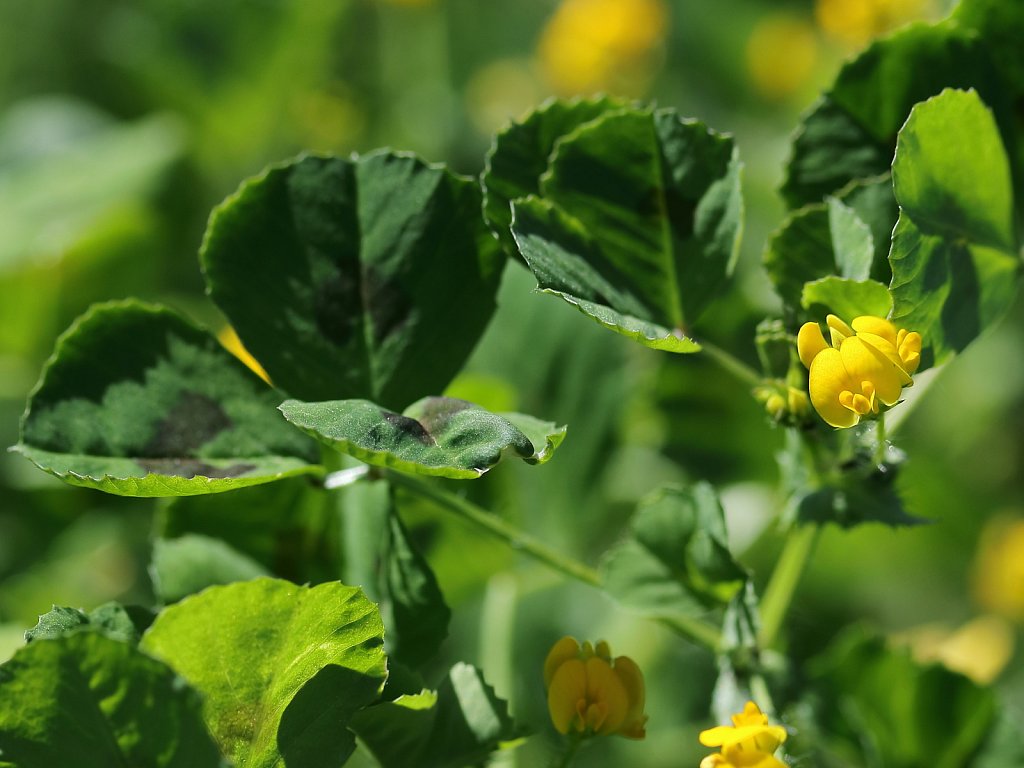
(852, 315), (897, 346)
(585, 656), (629, 735)
(548, 658), (587, 734)
(612, 655), (647, 739)
(808, 347), (860, 428)
(544, 636), (581, 687)
(797, 321), (829, 369)
(839, 336), (906, 404)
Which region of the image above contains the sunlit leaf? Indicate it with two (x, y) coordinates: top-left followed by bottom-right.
(25, 602), (154, 645)
(201, 151), (505, 410)
(280, 396), (565, 479)
(14, 301), (321, 496)
(889, 89), (1020, 368)
(140, 578), (386, 768)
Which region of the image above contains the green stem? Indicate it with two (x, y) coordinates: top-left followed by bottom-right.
(874, 412), (887, 465)
(699, 340), (763, 389)
(553, 735), (583, 768)
(758, 523), (821, 649)
(384, 470), (723, 652)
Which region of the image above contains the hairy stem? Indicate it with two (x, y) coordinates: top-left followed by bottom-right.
(758, 523), (821, 649)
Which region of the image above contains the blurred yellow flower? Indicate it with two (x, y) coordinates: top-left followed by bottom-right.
(745, 14), (820, 101)
(973, 515), (1024, 622)
(893, 615), (1015, 685)
(798, 314), (921, 428)
(699, 701), (787, 768)
(544, 636), (647, 739)
(815, 0), (934, 47)
(218, 325), (271, 385)
(537, 0), (668, 95)
(755, 382), (810, 424)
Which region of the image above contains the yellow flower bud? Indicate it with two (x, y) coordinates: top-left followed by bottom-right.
(699, 701), (788, 768)
(543, 636), (647, 739)
(797, 314), (920, 428)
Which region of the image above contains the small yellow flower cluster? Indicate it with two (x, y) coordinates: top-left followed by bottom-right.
(544, 636), (647, 739)
(699, 701), (787, 768)
(754, 383), (810, 424)
(537, 0), (668, 95)
(798, 314), (921, 428)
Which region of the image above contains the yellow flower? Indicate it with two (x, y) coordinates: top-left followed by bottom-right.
(699, 701), (788, 768)
(815, 0), (934, 47)
(973, 515), (1024, 622)
(544, 636), (647, 739)
(797, 314), (921, 428)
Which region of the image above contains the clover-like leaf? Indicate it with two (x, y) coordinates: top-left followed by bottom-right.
(510, 106), (742, 352)
(0, 632), (223, 768)
(25, 602), (154, 645)
(139, 578), (386, 768)
(802, 277), (892, 320)
(349, 662), (524, 768)
(13, 301), (321, 496)
(782, 22), (1013, 208)
(280, 396), (566, 479)
(889, 89), (1020, 368)
(483, 95), (628, 257)
(201, 151), (505, 410)
(601, 484), (746, 621)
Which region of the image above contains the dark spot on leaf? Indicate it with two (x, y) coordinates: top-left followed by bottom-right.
(314, 268), (360, 347)
(137, 459), (257, 479)
(362, 266), (412, 345)
(413, 397), (475, 434)
(381, 410), (435, 446)
(144, 393), (233, 457)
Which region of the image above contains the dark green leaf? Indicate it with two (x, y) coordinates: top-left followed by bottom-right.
(350, 662), (523, 768)
(158, 478), (340, 586)
(381, 509), (451, 668)
(140, 578), (387, 768)
(782, 22), (1012, 207)
(201, 152), (505, 410)
(151, 534), (270, 603)
(483, 96), (627, 257)
(511, 106), (742, 351)
(0, 632), (223, 768)
(280, 396), (566, 479)
(954, 0), (1024, 104)
(838, 174), (900, 284)
(795, 627), (997, 768)
(601, 484), (746, 621)
(14, 300), (321, 496)
(25, 602), (154, 645)
(889, 89), (1020, 368)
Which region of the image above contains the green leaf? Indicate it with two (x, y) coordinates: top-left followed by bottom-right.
(350, 662), (523, 768)
(381, 509), (451, 668)
(889, 89), (1020, 368)
(954, 0), (1024, 104)
(796, 627), (998, 768)
(0, 632), (223, 768)
(510, 106), (742, 351)
(14, 300), (321, 497)
(158, 478), (340, 586)
(25, 602), (154, 645)
(280, 396), (566, 479)
(140, 578), (387, 768)
(782, 22), (1012, 208)
(801, 277), (892, 320)
(483, 96), (627, 257)
(601, 484), (746, 621)
(201, 151), (505, 410)
(151, 534), (270, 603)
(764, 193), (887, 311)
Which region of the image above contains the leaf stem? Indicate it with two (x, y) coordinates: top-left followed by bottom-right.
(553, 734), (584, 768)
(874, 412), (887, 466)
(383, 469), (723, 652)
(757, 523), (821, 649)
(699, 340), (763, 389)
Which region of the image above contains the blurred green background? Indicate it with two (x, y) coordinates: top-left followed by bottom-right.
(2, 0), (1022, 765)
